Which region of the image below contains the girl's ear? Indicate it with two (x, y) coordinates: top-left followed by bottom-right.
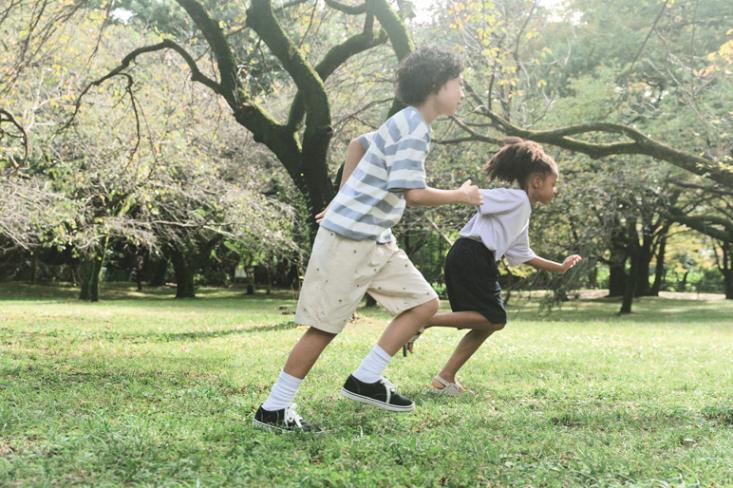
(530, 173), (542, 188)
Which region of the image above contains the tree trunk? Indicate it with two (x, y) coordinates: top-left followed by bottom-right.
(678, 270), (689, 292)
(79, 262), (91, 300)
(635, 239), (653, 297)
(149, 257), (168, 287)
(265, 264), (272, 295)
(134, 255), (144, 291)
(724, 269), (733, 300)
(722, 243), (733, 300)
(608, 260), (626, 297)
(608, 223), (627, 297)
(620, 218), (639, 314)
(650, 233), (667, 296)
(79, 237), (108, 302)
(29, 251), (38, 284)
(79, 256), (104, 302)
(171, 249), (196, 298)
(587, 266), (598, 289)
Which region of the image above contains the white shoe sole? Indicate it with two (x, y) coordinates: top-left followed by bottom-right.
(252, 418), (325, 434)
(252, 418), (299, 433)
(340, 388), (415, 412)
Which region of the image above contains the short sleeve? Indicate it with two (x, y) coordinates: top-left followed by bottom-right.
(356, 131), (376, 150)
(478, 189), (527, 216)
(384, 136), (428, 191)
(505, 226), (536, 266)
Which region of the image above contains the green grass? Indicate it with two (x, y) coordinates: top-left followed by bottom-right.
(1, 283), (732, 487)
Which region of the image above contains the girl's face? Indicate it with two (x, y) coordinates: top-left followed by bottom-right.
(530, 173), (558, 205)
(435, 76), (465, 116)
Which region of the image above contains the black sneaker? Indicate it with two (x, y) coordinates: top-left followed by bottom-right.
(252, 403), (322, 433)
(341, 375), (415, 412)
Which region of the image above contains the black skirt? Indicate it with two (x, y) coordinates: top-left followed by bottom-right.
(444, 237), (507, 325)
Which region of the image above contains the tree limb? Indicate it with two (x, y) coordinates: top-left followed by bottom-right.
(286, 15), (388, 131)
(325, 0), (367, 15)
(462, 104), (733, 187)
(247, 0), (330, 131)
(366, 0), (414, 116)
(667, 208), (733, 242)
(60, 39), (222, 131)
(0, 108), (29, 171)
(175, 0), (240, 105)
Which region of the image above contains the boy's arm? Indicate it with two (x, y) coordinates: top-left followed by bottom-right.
(525, 255), (582, 273)
(338, 138), (367, 188)
(315, 138), (367, 223)
(404, 180), (482, 207)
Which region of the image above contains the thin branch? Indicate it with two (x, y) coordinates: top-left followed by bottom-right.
(670, 180), (733, 197)
(247, 0), (330, 129)
(628, 0), (670, 73)
(87, 0), (115, 63)
(449, 116), (501, 144)
(175, 0), (240, 104)
(60, 40), (222, 132)
(461, 104), (733, 187)
(275, 0), (310, 12)
(286, 16), (388, 131)
(333, 97), (393, 130)
(325, 0), (367, 15)
(0, 108), (30, 171)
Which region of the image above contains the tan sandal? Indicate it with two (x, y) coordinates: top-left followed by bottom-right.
(430, 375), (466, 396)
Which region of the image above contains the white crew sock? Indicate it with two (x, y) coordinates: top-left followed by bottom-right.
(352, 345), (392, 384)
(261, 370), (302, 411)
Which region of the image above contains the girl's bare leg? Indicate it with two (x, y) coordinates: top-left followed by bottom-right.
(423, 311), (505, 387)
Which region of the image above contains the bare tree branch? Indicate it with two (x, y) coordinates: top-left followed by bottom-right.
(458, 103), (733, 187)
(286, 13), (388, 131)
(175, 0), (241, 104)
(325, 0), (367, 15)
(667, 208), (733, 242)
(60, 39), (222, 132)
(0, 108), (29, 171)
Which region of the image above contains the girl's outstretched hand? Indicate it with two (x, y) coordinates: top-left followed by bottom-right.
(561, 255), (582, 272)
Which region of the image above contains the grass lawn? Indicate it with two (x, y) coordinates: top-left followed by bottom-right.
(1, 283), (732, 487)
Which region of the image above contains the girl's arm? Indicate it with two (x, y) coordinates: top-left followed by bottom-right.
(526, 255), (582, 274)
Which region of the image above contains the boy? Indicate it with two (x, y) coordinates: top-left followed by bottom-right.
(253, 46), (482, 432)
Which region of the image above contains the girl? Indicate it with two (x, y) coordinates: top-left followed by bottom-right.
(408, 138), (582, 395)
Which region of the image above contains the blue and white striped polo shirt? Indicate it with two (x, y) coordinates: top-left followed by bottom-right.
(321, 106), (430, 243)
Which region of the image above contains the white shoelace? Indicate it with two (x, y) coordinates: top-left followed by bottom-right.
(283, 403), (303, 428)
(379, 377), (396, 392)
(379, 377), (395, 405)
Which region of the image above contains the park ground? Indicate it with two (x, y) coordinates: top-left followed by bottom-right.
(1, 283), (732, 487)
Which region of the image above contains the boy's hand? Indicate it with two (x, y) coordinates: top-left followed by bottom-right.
(315, 205), (330, 223)
(459, 179), (482, 205)
(561, 255), (582, 273)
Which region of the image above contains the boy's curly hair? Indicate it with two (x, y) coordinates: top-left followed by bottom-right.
(396, 46), (463, 106)
(484, 137), (559, 188)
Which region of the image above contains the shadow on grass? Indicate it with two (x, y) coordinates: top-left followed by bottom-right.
(3, 282), (731, 325)
(0, 321), (300, 344)
(0, 282), (298, 303)
(510, 296), (733, 324)
(123, 320), (300, 343)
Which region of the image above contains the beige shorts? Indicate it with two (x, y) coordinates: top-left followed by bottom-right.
(295, 227), (438, 334)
